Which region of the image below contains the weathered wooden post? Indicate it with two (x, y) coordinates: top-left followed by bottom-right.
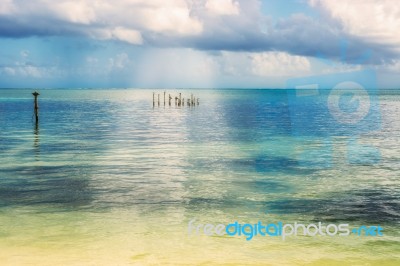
(182, 98), (185, 106)
(164, 91), (166, 106)
(158, 94), (160, 107)
(32, 91), (39, 123)
(169, 94), (172, 106)
(179, 93), (182, 107)
(153, 92), (155, 107)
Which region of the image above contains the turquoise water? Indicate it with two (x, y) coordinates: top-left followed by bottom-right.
(0, 89), (399, 265)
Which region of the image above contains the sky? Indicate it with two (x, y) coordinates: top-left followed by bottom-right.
(0, 0), (399, 88)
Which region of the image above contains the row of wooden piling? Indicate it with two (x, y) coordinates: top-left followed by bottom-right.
(32, 90), (201, 124)
(153, 92), (199, 107)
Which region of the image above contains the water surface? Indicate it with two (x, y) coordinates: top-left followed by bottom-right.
(0, 89), (399, 265)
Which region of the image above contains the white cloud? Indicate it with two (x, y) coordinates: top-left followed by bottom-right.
(211, 51), (310, 79)
(86, 57), (99, 64)
(21, 65), (43, 78)
(2, 67), (16, 76)
(51, 0), (97, 24)
(375, 59), (400, 73)
(386, 60), (400, 71)
(310, 0), (400, 49)
(111, 27), (143, 45)
(0, 0), (203, 43)
(20, 50), (29, 58)
(216, 52), (252, 76)
(0, 64), (51, 78)
(205, 0), (240, 15)
(109, 53), (130, 69)
(210, 51), (310, 78)
(317, 62), (362, 75)
(251, 52), (311, 77)
(0, 0), (14, 15)
(131, 4), (203, 34)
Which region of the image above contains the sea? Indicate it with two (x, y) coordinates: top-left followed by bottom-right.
(0, 88), (399, 265)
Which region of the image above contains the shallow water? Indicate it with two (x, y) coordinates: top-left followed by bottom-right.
(0, 89), (399, 265)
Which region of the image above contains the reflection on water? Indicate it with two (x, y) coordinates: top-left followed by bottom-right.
(0, 89), (399, 265)
(33, 122), (40, 160)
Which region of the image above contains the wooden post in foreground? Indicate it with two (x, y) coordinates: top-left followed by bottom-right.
(32, 91), (40, 123)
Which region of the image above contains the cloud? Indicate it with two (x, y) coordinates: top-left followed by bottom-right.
(310, 0), (400, 48)
(213, 51), (310, 78)
(20, 50), (29, 58)
(0, 63), (57, 78)
(205, 0), (240, 15)
(308, 0), (400, 63)
(1, 0), (399, 73)
(51, 1), (97, 24)
(1, 1), (395, 59)
(0, 0), (202, 42)
(251, 52), (311, 77)
(131, 49), (310, 88)
(108, 53), (130, 69)
(183, 1), (399, 65)
(0, 0), (14, 15)
(131, 1), (203, 35)
(93, 27), (143, 45)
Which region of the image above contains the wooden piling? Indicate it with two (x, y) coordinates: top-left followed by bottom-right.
(32, 91), (40, 123)
(154, 92), (200, 109)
